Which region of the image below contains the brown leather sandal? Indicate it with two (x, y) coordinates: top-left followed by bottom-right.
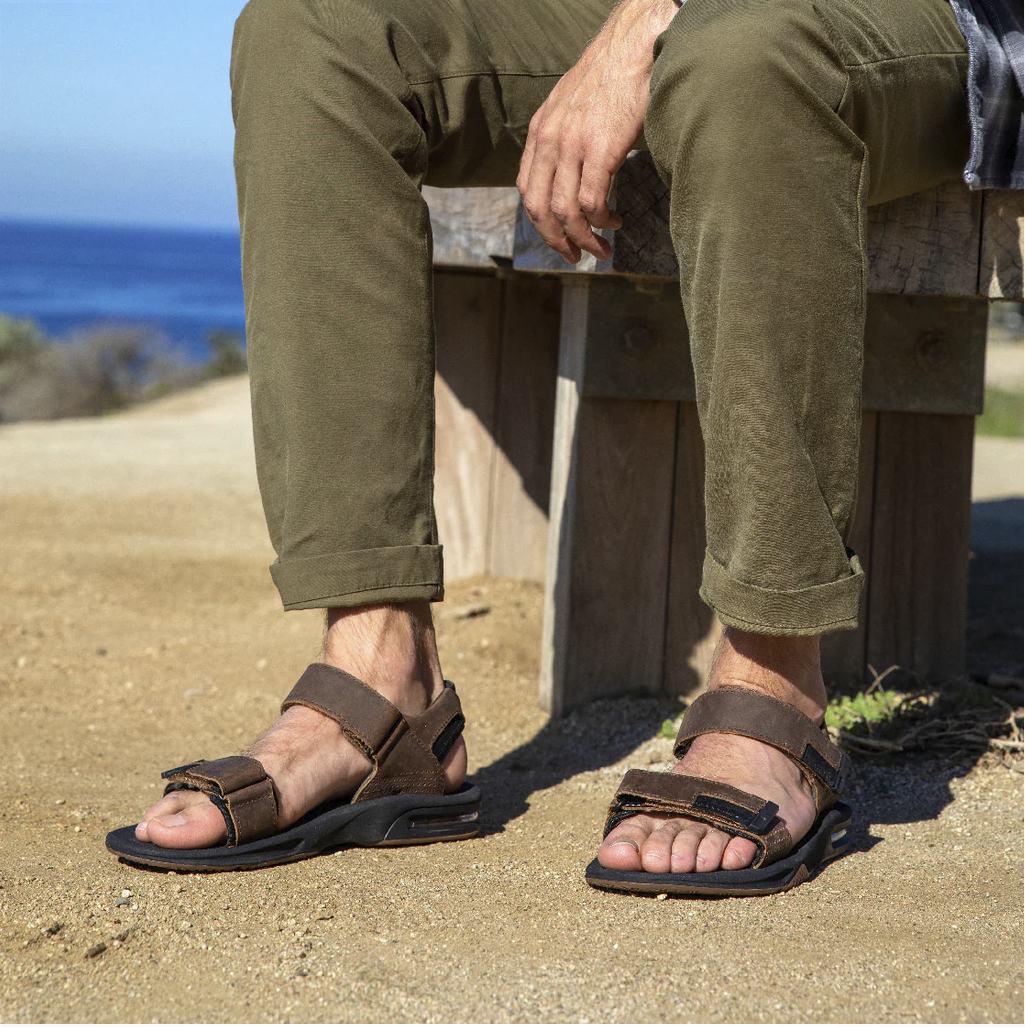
(106, 664), (480, 871)
(585, 687), (852, 897)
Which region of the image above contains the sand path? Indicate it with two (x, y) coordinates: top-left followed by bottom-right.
(0, 376), (1021, 1023)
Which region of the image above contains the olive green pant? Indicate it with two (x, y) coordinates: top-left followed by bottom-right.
(230, 0), (968, 633)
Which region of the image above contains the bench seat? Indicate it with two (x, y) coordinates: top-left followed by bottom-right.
(425, 163), (1022, 714)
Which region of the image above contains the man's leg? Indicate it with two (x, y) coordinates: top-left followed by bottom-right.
(600, 0), (969, 872)
(137, 0), (613, 847)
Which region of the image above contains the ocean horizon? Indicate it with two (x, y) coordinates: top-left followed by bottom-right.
(0, 218), (246, 365)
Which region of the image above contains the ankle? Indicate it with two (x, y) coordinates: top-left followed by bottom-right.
(323, 601), (444, 714)
(707, 627), (826, 722)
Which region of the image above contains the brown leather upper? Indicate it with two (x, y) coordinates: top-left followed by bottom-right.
(281, 663), (465, 803)
(602, 686), (850, 870)
(161, 664), (466, 847)
(162, 755), (277, 846)
(674, 686), (849, 811)
(605, 769), (794, 868)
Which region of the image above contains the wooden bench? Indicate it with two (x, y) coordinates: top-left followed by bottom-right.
(425, 158), (1023, 715)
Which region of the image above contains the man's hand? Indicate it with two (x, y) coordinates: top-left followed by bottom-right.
(517, 0), (679, 264)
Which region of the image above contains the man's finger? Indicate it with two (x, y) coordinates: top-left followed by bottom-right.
(551, 154), (611, 261)
(578, 161), (623, 232)
(516, 109), (543, 196)
(523, 121), (582, 263)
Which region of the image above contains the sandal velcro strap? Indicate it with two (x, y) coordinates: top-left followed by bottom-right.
(162, 755), (277, 847)
(281, 665), (466, 804)
(604, 769), (793, 869)
(413, 681), (466, 764)
(673, 687), (850, 810)
(282, 664), (405, 759)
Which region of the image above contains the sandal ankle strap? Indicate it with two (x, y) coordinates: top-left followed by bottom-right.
(674, 687), (850, 810)
(281, 663), (465, 803)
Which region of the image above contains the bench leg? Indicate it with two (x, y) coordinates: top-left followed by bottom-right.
(540, 281), (678, 715)
(864, 412), (975, 680)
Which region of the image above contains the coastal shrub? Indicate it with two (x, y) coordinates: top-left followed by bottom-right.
(0, 315), (48, 398)
(0, 314), (235, 422)
(205, 329), (248, 377)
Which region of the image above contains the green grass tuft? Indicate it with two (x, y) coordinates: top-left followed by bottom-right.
(824, 689), (904, 733)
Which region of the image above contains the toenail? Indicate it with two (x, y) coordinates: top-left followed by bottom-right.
(610, 838), (639, 853)
(137, 821), (148, 832)
(154, 813), (186, 828)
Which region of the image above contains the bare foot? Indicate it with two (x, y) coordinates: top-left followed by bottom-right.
(135, 602), (467, 849)
(597, 628), (825, 873)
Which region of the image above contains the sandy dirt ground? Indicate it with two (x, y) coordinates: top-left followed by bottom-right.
(0, 376), (1022, 1024)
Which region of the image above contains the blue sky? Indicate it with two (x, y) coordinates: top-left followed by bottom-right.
(1, 0), (248, 229)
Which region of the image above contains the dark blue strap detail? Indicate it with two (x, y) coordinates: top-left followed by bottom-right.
(432, 714), (465, 762)
(801, 743), (840, 790)
(691, 794), (779, 834)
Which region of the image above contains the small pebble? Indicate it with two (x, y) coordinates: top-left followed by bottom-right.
(84, 942), (107, 959)
(121, 889), (132, 898)
(115, 898), (130, 907)
(96, 648), (107, 656)
(55, 799), (65, 806)
(656, 893), (669, 901)
(43, 922), (62, 936)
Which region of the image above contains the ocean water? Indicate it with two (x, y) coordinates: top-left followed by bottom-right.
(0, 219), (246, 365)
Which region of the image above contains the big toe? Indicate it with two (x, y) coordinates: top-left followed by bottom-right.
(597, 820), (650, 871)
(136, 795), (227, 849)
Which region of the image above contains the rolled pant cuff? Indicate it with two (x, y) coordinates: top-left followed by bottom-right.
(270, 544), (444, 611)
(699, 550), (864, 636)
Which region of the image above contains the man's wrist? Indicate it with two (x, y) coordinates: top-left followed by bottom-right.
(614, 0), (679, 31)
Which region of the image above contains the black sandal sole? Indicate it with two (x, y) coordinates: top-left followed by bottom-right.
(584, 802), (852, 897)
(106, 783), (482, 872)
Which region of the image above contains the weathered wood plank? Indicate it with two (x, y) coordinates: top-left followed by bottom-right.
(425, 186), (518, 267)
(861, 295), (987, 415)
(487, 276), (561, 580)
(518, 276), (987, 415)
(866, 181), (982, 296)
(602, 150), (676, 277)
(433, 269), (504, 579)
(509, 152), (1020, 298)
(540, 281), (678, 715)
(559, 396), (677, 711)
(664, 401), (722, 701)
(540, 281), (589, 713)
(979, 189), (1024, 300)
(579, 276), (692, 401)
(865, 412), (975, 680)
(820, 410), (877, 683)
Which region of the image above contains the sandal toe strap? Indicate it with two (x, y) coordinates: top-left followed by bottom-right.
(604, 770), (793, 869)
(162, 755), (277, 846)
(674, 687), (851, 810)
